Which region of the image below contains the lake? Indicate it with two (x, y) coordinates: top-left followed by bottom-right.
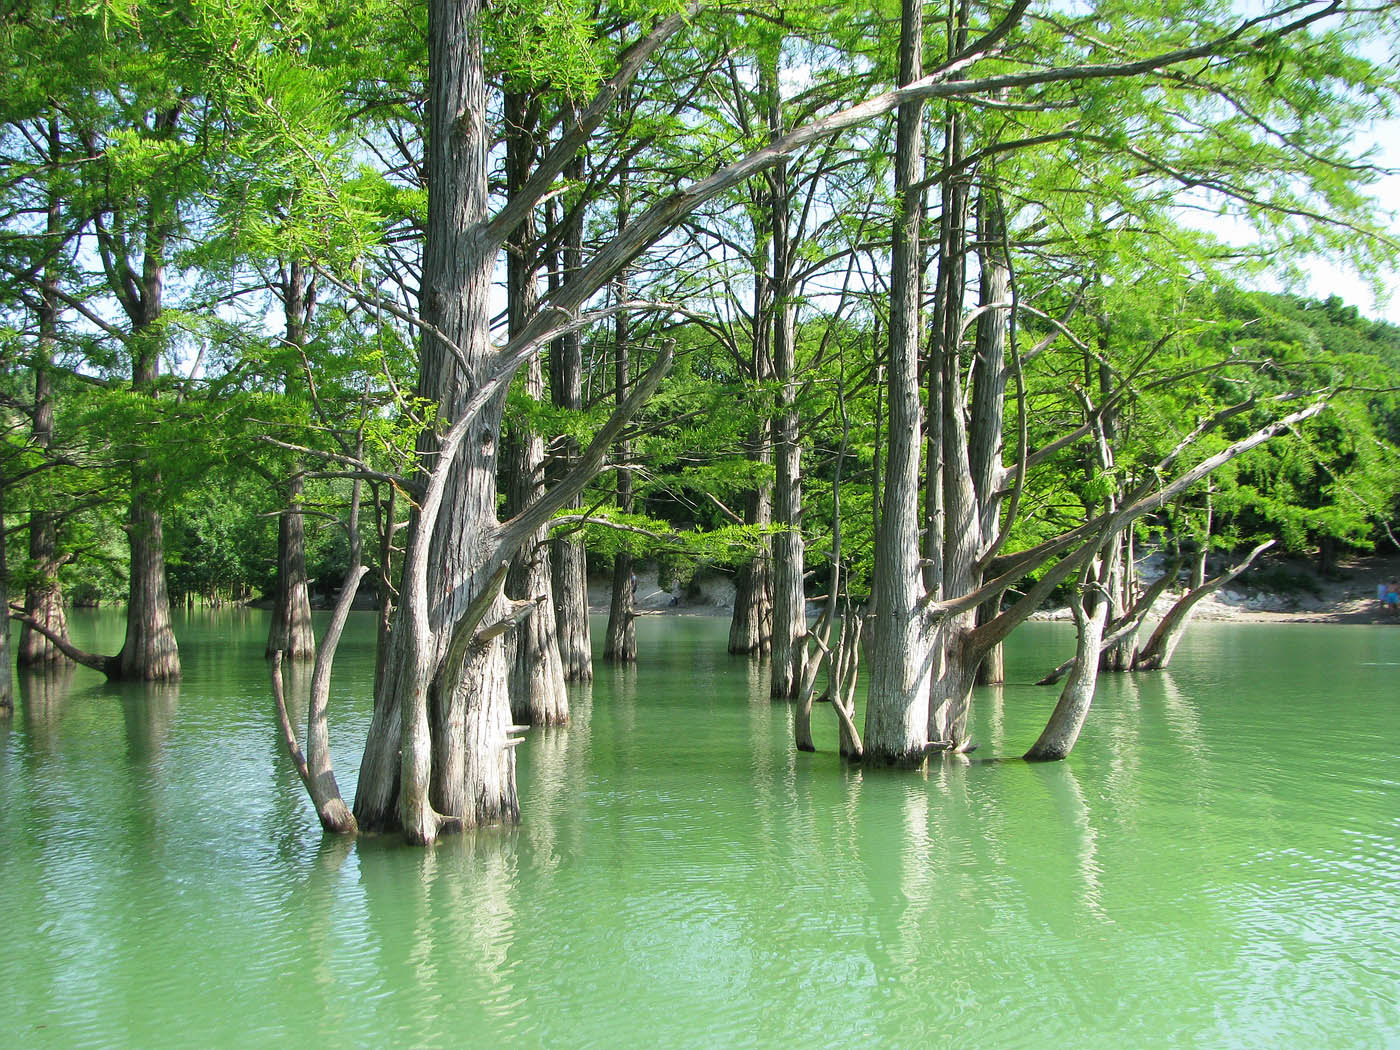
(2, 610), (1397, 1048)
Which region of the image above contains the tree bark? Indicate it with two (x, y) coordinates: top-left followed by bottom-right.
(1133, 540), (1274, 671)
(603, 182), (637, 664)
(547, 157), (593, 682)
(1023, 558), (1114, 761)
(353, 0), (516, 840)
(267, 473), (316, 659)
(0, 489), (14, 715)
(864, 0), (932, 766)
(503, 89), (568, 726)
(267, 259), (316, 660)
(20, 182), (69, 668)
(728, 277), (774, 656)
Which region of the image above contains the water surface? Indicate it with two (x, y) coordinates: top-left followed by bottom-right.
(2, 611), (1397, 1048)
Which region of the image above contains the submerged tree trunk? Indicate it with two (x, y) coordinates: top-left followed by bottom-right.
(603, 188), (637, 664)
(765, 56), (805, 700)
(20, 195), (69, 668)
(728, 438), (773, 655)
(267, 259), (316, 660)
(1, 489), (14, 715)
(864, 0), (932, 767)
(503, 89), (568, 726)
(769, 283), (804, 698)
(547, 158), (592, 682)
(353, 0), (517, 841)
(1134, 540), (1274, 671)
(1024, 557), (1114, 761)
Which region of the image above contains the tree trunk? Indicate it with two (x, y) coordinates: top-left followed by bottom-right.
(503, 89), (568, 726)
(728, 452), (773, 655)
(1134, 540), (1274, 671)
(353, 0), (517, 840)
(267, 473), (316, 659)
(864, 0), (932, 767)
(547, 158), (592, 681)
(20, 188), (69, 668)
(765, 56), (805, 700)
(267, 260), (316, 660)
(603, 186), (636, 664)
(1023, 566), (1113, 761)
(117, 484), (181, 680)
(1, 489), (14, 716)
(929, 145), (982, 750)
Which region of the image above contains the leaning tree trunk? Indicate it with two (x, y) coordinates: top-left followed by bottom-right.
(20, 189), (69, 668)
(1024, 558), (1114, 761)
(547, 157), (592, 681)
(864, 0), (932, 767)
(1134, 540), (1275, 671)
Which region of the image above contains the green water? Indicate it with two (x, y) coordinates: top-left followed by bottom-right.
(2, 611), (1397, 1049)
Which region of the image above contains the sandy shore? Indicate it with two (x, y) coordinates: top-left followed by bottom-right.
(593, 551), (1400, 626)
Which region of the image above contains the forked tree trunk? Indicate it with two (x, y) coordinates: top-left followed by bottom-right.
(547, 158), (592, 682)
(864, 0), (932, 766)
(1134, 540), (1274, 671)
(503, 90), (568, 726)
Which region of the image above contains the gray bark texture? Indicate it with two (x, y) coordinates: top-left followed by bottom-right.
(547, 157), (593, 682)
(267, 260), (316, 660)
(503, 90), (568, 726)
(353, 0), (517, 841)
(20, 198), (69, 668)
(864, 0), (932, 766)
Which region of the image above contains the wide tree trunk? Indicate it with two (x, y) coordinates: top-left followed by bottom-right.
(547, 158), (592, 681)
(117, 485), (181, 680)
(353, 0), (517, 840)
(864, 0), (932, 766)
